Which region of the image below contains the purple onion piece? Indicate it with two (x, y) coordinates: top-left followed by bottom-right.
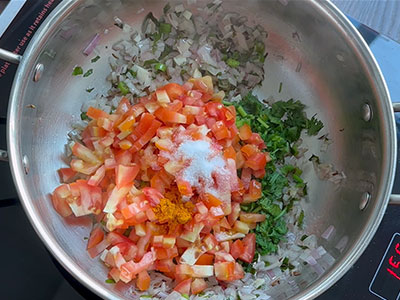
(83, 33), (100, 56)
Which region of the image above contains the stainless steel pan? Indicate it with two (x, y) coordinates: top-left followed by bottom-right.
(1, 0), (399, 299)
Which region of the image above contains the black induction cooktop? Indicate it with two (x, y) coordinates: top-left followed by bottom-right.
(0, 1), (399, 299)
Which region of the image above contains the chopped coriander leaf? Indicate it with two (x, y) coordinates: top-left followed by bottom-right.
(306, 115), (324, 135)
(297, 210), (305, 228)
(159, 22), (172, 35)
(72, 66), (83, 76)
(105, 279), (115, 284)
(83, 236), (88, 240)
(143, 59), (158, 66)
(278, 82), (283, 93)
(154, 62), (167, 72)
(140, 296), (152, 299)
(91, 55), (100, 63)
(86, 87), (94, 93)
(182, 294), (189, 299)
(118, 81), (129, 95)
(80, 112), (89, 120)
(128, 69), (137, 78)
(227, 58), (240, 68)
(83, 69), (93, 77)
(152, 32), (161, 43)
(123, 227), (132, 237)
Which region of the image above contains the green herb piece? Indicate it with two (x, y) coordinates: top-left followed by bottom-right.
(83, 69), (93, 77)
(278, 82), (283, 93)
(91, 55), (100, 63)
(227, 58), (240, 68)
(140, 295), (152, 299)
(143, 59), (158, 66)
(118, 81), (129, 95)
(128, 69), (137, 78)
(182, 294), (189, 299)
(83, 237), (88, 240)
(80, 112), (89, 120)
(105, 279), (116, 284)
(237, 105), (248, 117)
(154, 62), (167, 72)
(297, 210), (305, 228)
(72, 66), (83, 76)
(159, 45), (172, 60)
(159, 22), (172, 35)
(86, 87), (94, 93)
(306, 115), (324, 135)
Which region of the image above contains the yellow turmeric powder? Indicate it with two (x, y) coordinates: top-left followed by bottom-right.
(152, 188), (194, 230)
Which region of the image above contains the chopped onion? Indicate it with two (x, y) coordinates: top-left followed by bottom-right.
(83, 33), (100, 56)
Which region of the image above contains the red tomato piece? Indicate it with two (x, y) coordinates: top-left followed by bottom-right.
(51, 184), (73, 217)
(231, 239), (245, 259)
(238, 124), (252, 140)
(196, 253), (214, 265)
(86, 107), (110, 120)
(131, 119), (162, 152)
(142, 187), (164, 206)
(115, 164), (139, 188)
(72, 142), (101, 164)
(129, 113), (155, 142)
(245, 152), (267, 171)
(211, 121), (230, 140)
(87, 226), (104, 250)
(239, 212), (266, 223)
(137, 270), (151, 291)
(240, 144), (259, 159)
(155, 107), (187, 124)
(58, 168), (76, 183)
(243, 180), (262, 203)
(174, 278), (192, 295)
(239, 233), (256, 263)
(119, 251), (155, 283)
(214, 261), (235, 281)
(177, 179), (193, 197)
(163, 83), (185, 100)
(88, 165), (106, 186)
(191, 278), (207, 295)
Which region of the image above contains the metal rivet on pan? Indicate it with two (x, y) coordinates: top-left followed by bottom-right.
(33, 63), (44, 82)
(362, 103), (372, 122)
(22, 155), (30, 174)
(359, 192), (371, 211)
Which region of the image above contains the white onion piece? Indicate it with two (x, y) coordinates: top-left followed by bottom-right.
(83, 33), (100, 56)
(321, 225), (336, 241)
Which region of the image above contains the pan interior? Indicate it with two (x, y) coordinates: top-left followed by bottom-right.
(9, 0), (395, 299)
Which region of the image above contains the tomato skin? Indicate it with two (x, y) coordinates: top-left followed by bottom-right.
(155, 107), (187, 124)
(131, 119), (161, 152)
(52, 184), (73, 217)
(211, 121), (230, 140)
(58, 168), (76, 183)
(142, 187), (164, 206)
(191, 278), (207, 294)
(137, 270), (151, 291)
(238, 124), (252, 140)
(230, 239), (244, 259)
(243, 179), (262, 203)
(239, 212), (266, 223)
(86, 107), (110, 120)
(164, 83), (185, 100)
(174, 278), (191, 295)
(115, 164), (139, 188)
(87, 226), (104, 249)
(239, 233), (256, 263)
(195, 253), (214, 265)
(245, 152), (267, 171)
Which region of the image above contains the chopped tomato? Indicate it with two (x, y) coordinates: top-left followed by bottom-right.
(58, 168), (76, 183)
(245, 152), (267, 171)
(230, 239), (244, 259)
(238, 124), (252, 140)
(86, 106), (110, 120)
(137, 270), (151, 291)
(87, 226), (104, 249)
(155, 107), (187, 124)
(239, 233), (256, 263)
(142, 187), (164, 206)
(211, 121), (230, 140)
(163, 83), (185, 100)
(131, 119), (161, 152)
(239, 212), (266, 223)
(191, 278), (207, 295)
(174, 278), (191, 295)
(243, 180), (262, 203)
(115, 164), (139, 188)
(196, 253), (214, 265)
